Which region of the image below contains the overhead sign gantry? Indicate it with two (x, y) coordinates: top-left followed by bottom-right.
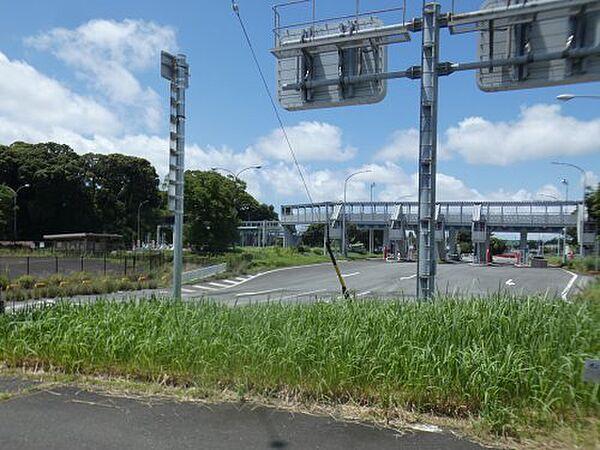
(271, 0), (600, 298)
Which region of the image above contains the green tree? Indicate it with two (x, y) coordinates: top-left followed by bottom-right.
(0, 142), (96, 240)
(0, 185), (12, 238)
(82, 153), (161, 243)
(490, 236), (507, 255)
(586, 183), (600, 224)
(184, 171), (240, 252)
(301, 224), (325, 247)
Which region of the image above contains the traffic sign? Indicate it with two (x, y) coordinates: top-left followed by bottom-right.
(477, 0), (600, 92)
(274, 17), (391, 111)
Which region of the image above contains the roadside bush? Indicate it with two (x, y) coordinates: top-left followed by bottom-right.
(16, 275), (36, 290)
(0, 273), (9, 290)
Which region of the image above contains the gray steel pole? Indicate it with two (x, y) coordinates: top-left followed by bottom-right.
(172, 55), (188, 300)
(553, 162), (586, 257)
(343, 170), (371, 257)
(417, 2), (440, 299)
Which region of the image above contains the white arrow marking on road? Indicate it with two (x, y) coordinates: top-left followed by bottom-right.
(505, 279), (516, 287)
(341, 272), (360, 278)
(561, 269), (578, 301)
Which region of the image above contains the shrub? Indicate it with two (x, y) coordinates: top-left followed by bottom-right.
(16, 275), (36, 290)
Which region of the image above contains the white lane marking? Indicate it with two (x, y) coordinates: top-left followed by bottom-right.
(400, 274), (417, 281)
(341, 272), (360, 278)
(182, 288), (195, 294)
(505, 279), (516, 287)
(221, 280), (239, 285)
(280, 289), (327, 301)
(209, 282), (230, 288)
(235, 277), (248, 282)
(235, 288), (284, 298)
(357, 291), (371, 298)
(193, 285), (216, 291)
(561, 269), (578, 301)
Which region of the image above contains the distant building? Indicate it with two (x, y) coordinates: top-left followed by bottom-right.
(43, 233), (123, 253)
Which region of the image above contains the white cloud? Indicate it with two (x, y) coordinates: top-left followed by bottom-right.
(26, 19), (177, 131)
(375, 128), (451, 162)
(254, 121), (357, 162)
(0, 52), (121, 139)
(445, 104), (600, 165)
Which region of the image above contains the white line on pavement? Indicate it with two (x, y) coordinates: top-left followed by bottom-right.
(235, 277), (248, 282)
(193, 285), (217, 291)
(357, 291), (371, 297)
(235, 288), (284, 298)
(181, 288), (195, 294)
(341, 272), (360, 278)
(560, 269), (578, 301)
(221, 280), (239, 285)
(208, 282), (230, 288)
(399, 274), (417, 281)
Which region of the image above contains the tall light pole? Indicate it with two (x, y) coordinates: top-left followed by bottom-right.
(137, 200), (150, 249)
(560, 178), (569, 202)
(370, 182), (376, 203)
(342, 169), (372, 257)
(552, 161), (586, 256)
(6, 184), (30, 244)
(211, 165), (262, 181)
(540, 193), (565, 259)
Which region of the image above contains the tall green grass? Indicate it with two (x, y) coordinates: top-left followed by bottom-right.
(0, 292), (598, 436)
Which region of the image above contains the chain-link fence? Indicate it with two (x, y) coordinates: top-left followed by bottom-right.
(0, 253), (167, 280)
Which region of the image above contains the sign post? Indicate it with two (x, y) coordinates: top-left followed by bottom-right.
(161, 51), (190, 300)
(417, 3), (441, 299)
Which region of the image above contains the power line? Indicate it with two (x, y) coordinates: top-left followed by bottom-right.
(232, 1), (315, 205)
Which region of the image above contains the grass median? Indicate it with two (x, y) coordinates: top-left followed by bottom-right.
(0, 287), (598, 446)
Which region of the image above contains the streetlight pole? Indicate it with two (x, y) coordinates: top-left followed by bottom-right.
(137, 200), (150, 250)
(552, 161), (586, 256)
(540, 193), (566, 259)
(342, 170), (372, 257)
(7, 184), (30, 244)
(370, 182), (376, 203)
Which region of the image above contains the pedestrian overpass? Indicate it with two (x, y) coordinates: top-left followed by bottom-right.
(240, 200), (597, 261)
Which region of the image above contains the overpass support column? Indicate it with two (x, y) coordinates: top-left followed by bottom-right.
(369, 228), (374, 254)
(448, 229), (458, 258)
(383, 228), (390, 253)
(519, 231), (528, 251)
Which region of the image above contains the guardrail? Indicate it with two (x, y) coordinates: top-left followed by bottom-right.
(181, 263), (227, 284)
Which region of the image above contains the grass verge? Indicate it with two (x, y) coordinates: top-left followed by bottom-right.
(0, 286), (598, 447)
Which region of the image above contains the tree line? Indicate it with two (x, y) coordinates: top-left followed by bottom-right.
(0, 142), (276, 251)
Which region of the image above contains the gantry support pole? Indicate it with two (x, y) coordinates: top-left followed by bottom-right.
(417, 3), (440, 299)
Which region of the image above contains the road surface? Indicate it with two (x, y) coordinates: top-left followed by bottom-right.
(166, 260), (581, 305)
(0, 375), (491, 450)
(4, 260), (583, 313)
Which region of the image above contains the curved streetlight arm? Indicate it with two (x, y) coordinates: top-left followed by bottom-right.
(236, 165), (262, 178)
(539, 193), (560, 201)
(211, 167), (237, 178)
(557, 94), (600, 101)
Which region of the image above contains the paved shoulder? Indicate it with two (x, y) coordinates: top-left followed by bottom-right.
(0, 384), (491, 450)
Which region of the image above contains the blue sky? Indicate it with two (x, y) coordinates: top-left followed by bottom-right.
(0, 0), (599, 209)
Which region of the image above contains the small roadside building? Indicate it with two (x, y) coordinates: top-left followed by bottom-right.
(43, 233), (123, 253)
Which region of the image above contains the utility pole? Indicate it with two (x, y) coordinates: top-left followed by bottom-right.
(417, 2), (440, 299)
(161, 52), (189, 300)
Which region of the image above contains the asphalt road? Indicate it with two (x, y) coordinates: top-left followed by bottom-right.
(4, 260), (583, 313)
(0, 377), (490, 450)
(169, 260), (581, 305)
